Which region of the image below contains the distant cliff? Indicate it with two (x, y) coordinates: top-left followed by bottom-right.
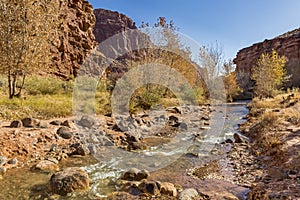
(92, 8), (152, 81)
(234, 28), (300, 93)
(93, 9), (137, 44)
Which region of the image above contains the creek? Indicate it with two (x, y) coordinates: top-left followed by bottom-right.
(0, 102), (250, 199)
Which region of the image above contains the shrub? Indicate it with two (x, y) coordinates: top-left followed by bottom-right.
(260, 111), (279, 128)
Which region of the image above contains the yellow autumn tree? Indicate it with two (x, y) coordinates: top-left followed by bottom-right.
(128, 18), (205, 110)
(223, 60), (242, 102)
(0, 0), (58, 98)
(251, 49), (287, 98)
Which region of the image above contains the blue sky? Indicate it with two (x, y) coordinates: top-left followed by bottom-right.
(89, 0), (300, 60)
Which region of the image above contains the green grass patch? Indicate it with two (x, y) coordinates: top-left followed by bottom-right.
(0, 94), (72, 120)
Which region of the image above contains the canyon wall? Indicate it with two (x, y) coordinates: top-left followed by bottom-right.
(50, 0), (96, 79)
(234, 28), (300, 92)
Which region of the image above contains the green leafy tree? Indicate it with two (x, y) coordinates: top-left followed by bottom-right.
(0, 0), (58, 98)
(251, 49), (287, 98)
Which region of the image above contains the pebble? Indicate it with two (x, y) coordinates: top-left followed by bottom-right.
(178, 188), (199, 200)
(0, 156), (7, 166)
(8, 158), (18, 165)
(0, 167), (7, 175)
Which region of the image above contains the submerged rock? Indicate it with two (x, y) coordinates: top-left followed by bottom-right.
(50, 167), (90, 196)
(34, 160), (59, 172)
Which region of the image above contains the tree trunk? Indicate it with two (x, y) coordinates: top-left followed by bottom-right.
(8, 70), (14, 99)
(16, 74), (26, 97)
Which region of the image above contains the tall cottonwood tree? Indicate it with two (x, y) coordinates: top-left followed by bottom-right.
(136, 18), (202, 105)
(251, 49), (287, 98)
(0, 0), (58, 98)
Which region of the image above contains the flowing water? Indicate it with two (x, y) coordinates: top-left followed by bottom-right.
(0, 102), (249, 200)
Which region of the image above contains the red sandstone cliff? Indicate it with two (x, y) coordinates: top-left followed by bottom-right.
(50, 0), (96, 79)
(234, 28), (300, 92)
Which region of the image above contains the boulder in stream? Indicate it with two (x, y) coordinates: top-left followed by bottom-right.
(121, 168), (150, 181)
(50, 167), (90, 196)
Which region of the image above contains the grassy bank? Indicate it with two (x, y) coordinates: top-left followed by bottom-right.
(0, 75), (74, 120)
(0, 75), (200, 120)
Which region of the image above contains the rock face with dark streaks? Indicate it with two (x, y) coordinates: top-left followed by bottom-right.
(234, 28), (300, 93)
(50, 0), (96, 79)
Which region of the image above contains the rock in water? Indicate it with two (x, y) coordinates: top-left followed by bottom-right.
(233, 133), (249, 143)
(121, 168), (150, 181)
(34, 160), (59, 173)
(50, 167), (90, 196)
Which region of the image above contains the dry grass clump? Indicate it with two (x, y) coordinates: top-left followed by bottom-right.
(282, 103), (300, 125)
(247, 90), (300, 156)
(259, 111), (279, 127)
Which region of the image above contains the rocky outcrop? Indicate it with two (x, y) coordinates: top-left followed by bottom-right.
(50, 0), (96, 79)
(93, 9), (137, 44)
(234, 28), (300, 93)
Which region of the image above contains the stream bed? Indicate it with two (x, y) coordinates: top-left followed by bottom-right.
(0, 102), (250, 199)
